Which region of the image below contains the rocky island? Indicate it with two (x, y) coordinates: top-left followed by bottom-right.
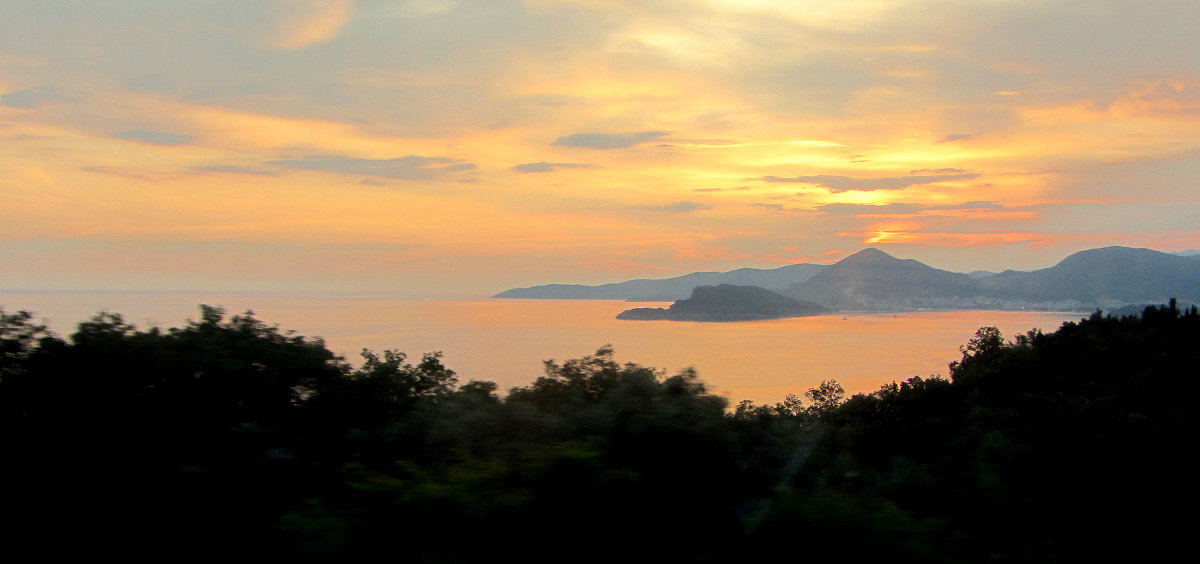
(617, 284), (828, 321)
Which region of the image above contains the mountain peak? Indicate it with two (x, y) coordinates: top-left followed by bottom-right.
(839, 247), (898, 264)
(1055, 246), (1162, 268)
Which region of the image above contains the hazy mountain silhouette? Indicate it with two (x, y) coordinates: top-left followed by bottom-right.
(617, 284), (828, 321)
(978, 246), (1200, 304)
(494, 263), (826, 300)
(499, 245), (1200, 313)
(784, 248), (981, 310)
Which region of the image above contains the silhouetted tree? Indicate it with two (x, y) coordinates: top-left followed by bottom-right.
(4, 302), (1197, 560)
(0, 308), (49, 379)
(804, 379), (846, 416)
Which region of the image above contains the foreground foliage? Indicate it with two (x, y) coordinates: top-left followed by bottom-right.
(1, 302), (1196, 560)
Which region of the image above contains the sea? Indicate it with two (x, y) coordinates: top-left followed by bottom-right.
(0, 290), (1088, 406)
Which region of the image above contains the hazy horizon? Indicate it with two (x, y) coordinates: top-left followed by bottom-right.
(4, 243), (1194, 296)
(0, 290), (1087, 406)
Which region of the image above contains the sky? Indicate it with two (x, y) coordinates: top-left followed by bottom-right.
(2, 0), (1199, 294)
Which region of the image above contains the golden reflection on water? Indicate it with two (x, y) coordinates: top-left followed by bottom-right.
(1, 292), (1087, 406)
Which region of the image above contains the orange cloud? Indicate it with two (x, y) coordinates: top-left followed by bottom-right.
(842, 230), (1050, 247)
(1111, 76), (1200, 120)
(264, 0), (353, 50)
(856, 208), (1040, 221)
(845, 229), (1200, 252)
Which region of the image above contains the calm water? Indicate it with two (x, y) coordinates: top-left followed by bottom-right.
(1, 291), (1088, 406)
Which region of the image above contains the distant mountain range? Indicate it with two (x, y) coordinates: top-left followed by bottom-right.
(493, 263), (826, 301)
(496, 246), (1200, 313)
(783, 246), (1200, 311)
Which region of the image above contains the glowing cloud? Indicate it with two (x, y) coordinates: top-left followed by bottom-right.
(263, 0), (353, 50)
(3, 0), (1200, 291)
(762, 174), (979, 192)
(850, 231), (1049, 247)
(936, 134), (976, 143)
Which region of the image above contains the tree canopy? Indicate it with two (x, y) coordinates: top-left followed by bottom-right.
(1, 302), (1195, 560)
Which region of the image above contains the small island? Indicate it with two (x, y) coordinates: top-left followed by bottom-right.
(617, 284), (829, 321)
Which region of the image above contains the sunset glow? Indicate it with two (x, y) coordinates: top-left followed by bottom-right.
(3, 0), (1198, 292)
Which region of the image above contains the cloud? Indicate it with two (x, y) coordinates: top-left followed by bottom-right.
(641, 201), (711, 212)
(955, 200), (1004, 209)
(818, 201), (1026, 220)
(1110, 77), (1200, 119)
(1, 88), (68, 109)
(937, 134), (977, 143)
(668, 138), (740, 147)
(80, 166), (175, 182)
(114, 130), (197, 146)
(910, 168), (969, 175)
(1, 91), (46, 109)
(194, 164), (280, 176)
(817, 203), (924, 216)
(552, 131), (670, 149)
(849, 231), (1050, 248)
(263, 0), (354, 50)
(750, 203), (799, 212)
(268, 154), (476, 179)
(513, 161), (594, 173)
(761, 173), (979, 192)
(694, 186), (751, 192)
